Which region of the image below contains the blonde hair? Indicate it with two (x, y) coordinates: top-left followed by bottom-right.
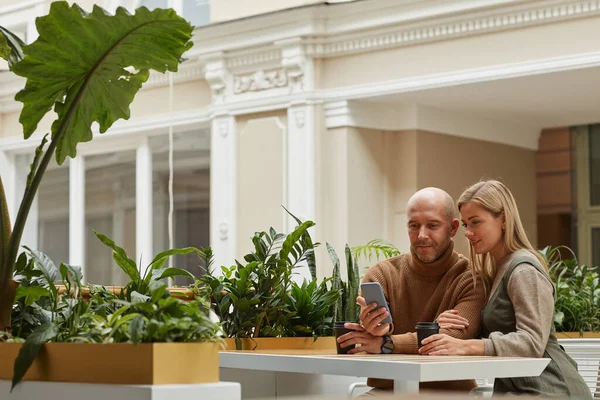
(457, 180), (547, 290)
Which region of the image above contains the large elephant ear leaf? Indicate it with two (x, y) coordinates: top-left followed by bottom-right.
(11, 2), (194, 164)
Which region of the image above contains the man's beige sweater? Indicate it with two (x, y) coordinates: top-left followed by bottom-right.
(362, 242), (486, 391)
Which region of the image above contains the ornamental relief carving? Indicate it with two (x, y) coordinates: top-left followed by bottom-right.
(233, 69), (303, 94)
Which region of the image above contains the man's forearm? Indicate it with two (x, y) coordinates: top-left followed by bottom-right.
(390, 332), (419, 354)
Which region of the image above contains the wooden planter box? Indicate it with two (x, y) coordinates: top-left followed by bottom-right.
(222, 336), (336, 351)
(0, 342), (219, 385)
(556, 332), (600, 339)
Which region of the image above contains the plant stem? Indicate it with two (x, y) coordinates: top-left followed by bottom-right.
(4, 137), (57, 282)
(0, 280), (18, 331)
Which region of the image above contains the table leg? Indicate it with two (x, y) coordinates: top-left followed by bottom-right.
(393, 379), (419, 393)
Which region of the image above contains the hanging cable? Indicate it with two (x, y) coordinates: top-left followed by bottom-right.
(167, 71), (175, 283)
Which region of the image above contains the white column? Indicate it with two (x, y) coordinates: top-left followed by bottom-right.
(286, 103), (319, 283)
(136, 138), (153, 269)
(210, 115), (237, 273)
(69, 156), (86, 275)
(14, 155), (38, 250)
(286, 103), (317, 229)
(111, 181), (125, 284)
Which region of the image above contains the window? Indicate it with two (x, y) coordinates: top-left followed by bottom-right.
(85, 151), (137, 285)
(151, 130), (210, 285)
(593, 228), (600, 268)
(575, 125), (600, 268)
(182, 0), (210, 27)
(140, 0), (168, 10)
(120, 0), (211, 26)
(38, 160), (69, 267)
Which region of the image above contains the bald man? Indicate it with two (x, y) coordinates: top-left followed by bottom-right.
(337, 188), (486, 395)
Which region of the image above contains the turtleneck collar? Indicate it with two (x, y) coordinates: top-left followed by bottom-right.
(409, 241), (458, 278)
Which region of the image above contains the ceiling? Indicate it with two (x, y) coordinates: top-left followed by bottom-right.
(365, 66), (600, 129)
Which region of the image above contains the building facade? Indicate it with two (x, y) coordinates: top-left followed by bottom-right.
(0, 0), (599, 284)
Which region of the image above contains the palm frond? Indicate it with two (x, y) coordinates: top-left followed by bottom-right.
(351, 239), (401, 263)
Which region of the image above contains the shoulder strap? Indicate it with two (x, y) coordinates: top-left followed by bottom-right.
(502, 251), (554, 296)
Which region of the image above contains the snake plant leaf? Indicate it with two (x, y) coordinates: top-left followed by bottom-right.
(0, 176), (10, 281)
(12, 1), (194, 164)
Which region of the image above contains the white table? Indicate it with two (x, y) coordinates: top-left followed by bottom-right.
(220, 349), (550, 394)
(1, 380), (241, 400)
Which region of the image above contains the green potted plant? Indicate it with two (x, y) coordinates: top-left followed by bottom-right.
(199, 211), (340, 350)
(543, 246), (600, 338)
(2, 234), (221, 388)
(0, 1), (224, 390)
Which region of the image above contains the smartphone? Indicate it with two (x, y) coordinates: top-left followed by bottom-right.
(360, 282), (393, 324)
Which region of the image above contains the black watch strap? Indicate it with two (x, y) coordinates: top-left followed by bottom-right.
(381, 335), (394, 354)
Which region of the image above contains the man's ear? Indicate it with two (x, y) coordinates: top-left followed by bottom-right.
(450, 219), (460, 237)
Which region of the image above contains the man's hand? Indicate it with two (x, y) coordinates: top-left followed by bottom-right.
(436, 309), (469, 330)
(357, 296), (392, 337)
(337, 323), (385, 354)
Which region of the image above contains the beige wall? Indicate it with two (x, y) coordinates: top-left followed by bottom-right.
(210, 0), (322, 23)
(414, 130), (538, 257)
(236, 111), (287, 259)
(0, 79), (210, 139)
(318, 126), (348, 278)
(318, 127), (419, 275)
(129, 80), (211, 118)
(322, 16), (600, 89)
(318, 127), (390, 277)
(0, 110), (55, 140)
(346, 128), (387, 249)
(319, 127), (537, 274)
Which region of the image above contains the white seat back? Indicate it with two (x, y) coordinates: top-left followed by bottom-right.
(558, 338), (600, 397)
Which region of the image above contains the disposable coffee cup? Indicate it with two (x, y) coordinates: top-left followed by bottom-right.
(334, 321), (356, 354)
(415, 321), (440, 349)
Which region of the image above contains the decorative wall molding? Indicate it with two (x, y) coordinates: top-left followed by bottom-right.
(144, 61), (204, 89)
(2, 1), (598, 114)
(226, 49), (281, 71)
(325, 100), (542, 150)
(294, 110), (306, 129)
(0, 108), (210, 153)
(218, 221), (229, 241)
(233, 69), (288, 94)
(307, 1), (600, 58)
(193, 0), (600, 61)
(218, 119), (229, 137)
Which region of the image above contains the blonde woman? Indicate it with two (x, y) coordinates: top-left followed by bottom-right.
(419, 180), (590, 398)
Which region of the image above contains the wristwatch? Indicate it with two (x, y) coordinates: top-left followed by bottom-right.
(381, 335), (394, 354)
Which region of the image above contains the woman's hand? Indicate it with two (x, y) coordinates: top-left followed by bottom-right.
(436, 310), (469, 330)
(418, 334), (484, 356)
